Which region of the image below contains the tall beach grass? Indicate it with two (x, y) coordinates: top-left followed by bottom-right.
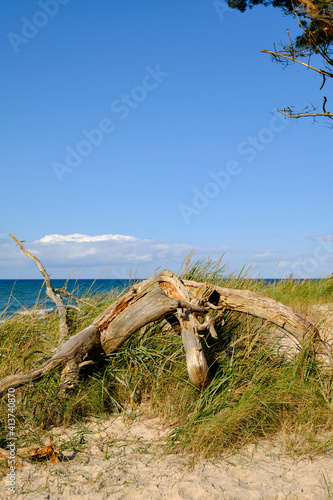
(0, 260), (332, 458)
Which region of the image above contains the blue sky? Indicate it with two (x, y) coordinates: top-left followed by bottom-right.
(0, 0), (332, 279)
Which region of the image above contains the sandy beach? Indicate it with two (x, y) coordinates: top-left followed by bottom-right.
(1, 412), (332, 500)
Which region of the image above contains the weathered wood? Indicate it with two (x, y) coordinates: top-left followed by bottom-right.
(0, 269), (331, 397)
(9, 234), (70, 342)
(0, 325), (101, 397)
(1, 437), (58, 464)
(160, 271), (210, 388)
(159, 270), (210, 387)
(177, 306), (209, 388)
(94, 270), (211, 388)
(93, 273), (176, 352)
(184, 279), (332, 365)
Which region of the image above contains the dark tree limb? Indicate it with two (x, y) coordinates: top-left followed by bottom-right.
(261, 45), (333, 122)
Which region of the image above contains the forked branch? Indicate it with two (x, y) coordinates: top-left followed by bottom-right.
(9, 234), (76, 343)
(261, 49), (333, 78)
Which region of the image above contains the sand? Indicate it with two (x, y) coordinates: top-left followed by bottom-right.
(1, 413), (332, 500)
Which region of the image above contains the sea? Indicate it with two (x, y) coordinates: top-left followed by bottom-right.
(0, 277), (310, 318)
(0, 279), (135, 317)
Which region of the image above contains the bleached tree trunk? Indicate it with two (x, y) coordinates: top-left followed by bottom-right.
(0, 269), (331, 397)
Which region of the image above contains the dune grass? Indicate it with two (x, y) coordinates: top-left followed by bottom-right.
(0, 260), (332, 458)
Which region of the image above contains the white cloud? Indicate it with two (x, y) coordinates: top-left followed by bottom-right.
(40, 233), (138, 244)
(2, 233), (317, 279)
(30, 233), (196, 266)
(0, 233), (231, 278)
(306, 234), (333, 242)
(253, 250), (275, 259)
(279, 240), (333, 277)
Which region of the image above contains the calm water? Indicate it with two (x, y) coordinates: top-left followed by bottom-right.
(0, 279), (134, 316)
(0, 278), (307, 317)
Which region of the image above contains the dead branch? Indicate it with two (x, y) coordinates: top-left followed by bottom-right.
(0, 325), (102, 397)
(321, 74), (327, 90)
(277, 109), (333, 119)
(53, 289), (80, 303)
(0, 269), (331, 397)
(183, 278), (331, 365)
(9, 234), (77, 343)
(53, 288), (96, 309)
(261, 49), (333, 78)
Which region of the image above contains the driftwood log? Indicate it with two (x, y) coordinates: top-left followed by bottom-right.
(0, 269), (331, 398)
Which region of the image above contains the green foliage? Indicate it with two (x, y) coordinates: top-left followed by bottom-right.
(227, 0), (333, 51)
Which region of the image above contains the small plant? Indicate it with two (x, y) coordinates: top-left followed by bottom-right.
(321, 470), (333, 499)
